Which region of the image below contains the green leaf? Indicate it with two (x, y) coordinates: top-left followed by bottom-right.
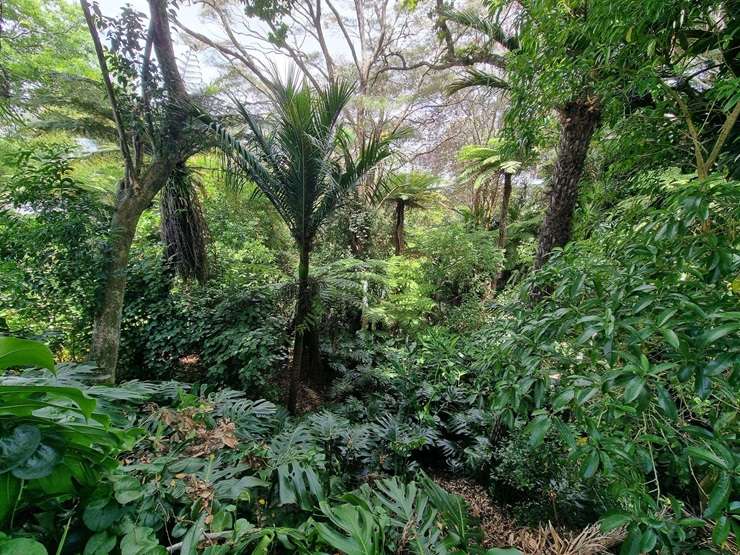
(699, 324), (739, 346)
(704, 473), (730, 519)
(677, 518), (705, 527)
(526, 416), (551, 447)
(0, 473), (21, 523)
(114, 476), (144, 505)
(84, 532), (117, 555)
(686, 447), (729, 470)
(11, 444), (59, 480)
(120, 527), (166, 555)
(582, 449), (600, 479)
(83, 498), (122, 532)
(712, 516), (730, 547)
(623, 376), (645, 403)
(639, 528), (657, 552)
(0, 538), (48, 555)
(181, 514), (207, 555)
(0, 424), (41, 473)
(660, 328), (680, 349)
(656, 386), (678, 420)
(0, 337), (55, 373)
(0, 386), (97, 419)
(551, 389), (574, 411)
(620, 528), (642, 555)
(600, 512), (631, 532)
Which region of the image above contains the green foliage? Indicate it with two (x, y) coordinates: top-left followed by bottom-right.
(470, 171), (739, 551)
(0, 337), (137, 547)
(0, 145), (109, 356)
(414, 223), (504, 306)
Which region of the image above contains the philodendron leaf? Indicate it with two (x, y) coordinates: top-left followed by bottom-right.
(0, 337), (55, 373)
(11, 443), (60, 480)
(0, 424), (41, 473)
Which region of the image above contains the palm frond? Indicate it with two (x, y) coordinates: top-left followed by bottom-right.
(447, 68), (509, 95)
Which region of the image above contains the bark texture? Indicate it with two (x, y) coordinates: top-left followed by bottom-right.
(288, 246), (322, 414)
(86, 0), (191, 381)
(534, 97), (600, 269)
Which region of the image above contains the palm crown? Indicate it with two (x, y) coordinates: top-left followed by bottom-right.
(211, 73), (397, 248)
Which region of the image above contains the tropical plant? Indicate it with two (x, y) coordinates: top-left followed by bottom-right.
(206, 72), (399, 412)
(458, 139), (523, 248)
(380, 172), (441, 255)
(0, 336), (138, 550)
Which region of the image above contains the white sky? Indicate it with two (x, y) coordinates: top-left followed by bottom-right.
(96, 0), (340, 88)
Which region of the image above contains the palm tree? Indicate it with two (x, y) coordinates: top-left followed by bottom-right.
(382, 172), (441, 255)
(207, 73), (398, 413)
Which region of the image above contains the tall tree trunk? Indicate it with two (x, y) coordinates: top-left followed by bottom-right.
(89, 185), (146, 382)
(534, 97), (600, 269)
(288, 245), (311, 414)
(84, 0), (191, 381)
(498, 172), (512, 248)
(393, 199), (405, 255)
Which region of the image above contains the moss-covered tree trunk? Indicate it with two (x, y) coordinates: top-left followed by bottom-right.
(89, 186), (147, 382)
(534, 97), (600, 269)
(83, 0), (191, 381)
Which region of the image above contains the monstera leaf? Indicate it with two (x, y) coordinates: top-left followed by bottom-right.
(315, 500), (385, 555)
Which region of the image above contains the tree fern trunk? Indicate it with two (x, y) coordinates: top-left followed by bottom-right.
(498, 172), (512, 249)
(534, 97), (600, 269)
(393, 200), (405, 255)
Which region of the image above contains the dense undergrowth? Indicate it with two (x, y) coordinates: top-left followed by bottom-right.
(2, 169), (737, 554)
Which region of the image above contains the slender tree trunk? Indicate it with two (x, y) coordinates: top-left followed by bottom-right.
(498, 172), (512, 249)
(89, 185), (146, 382)
(288, 245), (311, 414)
(534, 97), (600, 269)
(393, 199), (405, 255)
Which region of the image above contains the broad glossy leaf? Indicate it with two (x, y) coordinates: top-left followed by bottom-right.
(699, 324), (739, 346)
(114, 475), (144, 505)
(526, 416), (551, 447)
(582, 450), (600, 479)
(83, 498), (122, 531)
(623, 376), (645, 403)
(600, 512), (631, 532)
(0, 337), (55, 373)
(11, 443), (59, 480)
(0, 424), (41, 472)
(120, 527), (166, 555)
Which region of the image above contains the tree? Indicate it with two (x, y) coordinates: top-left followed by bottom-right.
(457, 139), (522, 241)
(382, 172), (441, 255)
(80, 0), (195, 381)
(205, 73), (398, 413)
